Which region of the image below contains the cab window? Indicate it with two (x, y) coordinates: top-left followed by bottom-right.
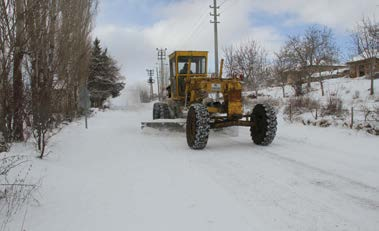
(178, 56), (206, 75)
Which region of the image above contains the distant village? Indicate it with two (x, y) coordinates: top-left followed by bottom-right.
(285, 52), (379, 85)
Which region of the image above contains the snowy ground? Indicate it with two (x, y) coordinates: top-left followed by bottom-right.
(251, 77), (379, 132)
(258, 77), (379, 111)
(5, 102), (379, 231)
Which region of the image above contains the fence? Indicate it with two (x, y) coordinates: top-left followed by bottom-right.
(349, 107), (378, 129)
(287, 103), (378, 129)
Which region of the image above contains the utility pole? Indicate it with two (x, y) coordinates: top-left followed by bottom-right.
(146, 69), (155, 101)
(210, 0), (220, 77)
(157, 48), (167, 99)
(155, 65), (160, 101)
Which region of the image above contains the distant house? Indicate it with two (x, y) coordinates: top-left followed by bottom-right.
(284, 64), (348, 85)
(311, 66), (349, 80)
(346, 54), (379, 78)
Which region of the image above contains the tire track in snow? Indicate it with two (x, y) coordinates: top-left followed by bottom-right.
(230, 136), (379, 209)
(187, 136), (378, 231)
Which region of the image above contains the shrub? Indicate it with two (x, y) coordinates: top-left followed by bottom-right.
(321, 95), (345, 117)
(1, 154), (38, 229)
(244, 96), (281, 114)
(0, 133), (8, 153)
(284, 96), (320, 116)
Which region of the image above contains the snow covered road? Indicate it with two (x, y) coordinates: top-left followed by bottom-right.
(9, 103), (379, 231)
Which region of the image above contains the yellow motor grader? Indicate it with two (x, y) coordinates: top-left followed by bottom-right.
(142, 51), (277, 150)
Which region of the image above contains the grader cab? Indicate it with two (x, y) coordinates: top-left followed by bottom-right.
(143, 51), (277, 150)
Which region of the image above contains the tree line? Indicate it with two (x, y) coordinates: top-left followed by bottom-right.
(223, 17), (378, 97)
(0, 0), (124, 157)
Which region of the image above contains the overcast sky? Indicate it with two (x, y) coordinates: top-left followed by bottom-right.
(93, 0), (378, 85)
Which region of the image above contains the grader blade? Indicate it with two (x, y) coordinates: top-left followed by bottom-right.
(141, 119), (186, 131)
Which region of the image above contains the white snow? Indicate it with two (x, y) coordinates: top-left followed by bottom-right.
(109, 85), (141, 110)
(311, 68), (349, 78)
(258, 77), (379, 125)
(4, 101), (379, 231)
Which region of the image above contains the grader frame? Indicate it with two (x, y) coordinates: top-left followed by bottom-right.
(146, 50), (277, 150)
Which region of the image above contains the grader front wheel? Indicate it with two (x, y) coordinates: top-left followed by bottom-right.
(186, 104), (210, 150)
(250, 104), (277, 145)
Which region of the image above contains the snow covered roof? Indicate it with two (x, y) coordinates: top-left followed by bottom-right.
(349, 50), (379, 63)
(311, 68), (349, 78)
(283, 64), (347, 74)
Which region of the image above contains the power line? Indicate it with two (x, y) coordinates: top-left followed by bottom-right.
(219, 0), (234, 14)
(181, 8), (210, 47)
(169, 5), (209, 48)
(219, 0), (231, 7)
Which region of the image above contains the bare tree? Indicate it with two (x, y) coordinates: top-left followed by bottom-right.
(23, 0), (57, 158)
(305, 26), (339, 96)
(224, 40), (268, 95)
(281, 25), (339, 96)
(12, 0), (26, 141)
(274, 48), (292, 97)
(57, 0), (98, 118)
(22, 0), (97, 158)
(279, 38), (307, 96)
(1, 0), (98, 157)
(0, 0), (99, 226)
(352, 17), (378, 95)
(0, 0), (16, 142)
(223, 45), (239, 78)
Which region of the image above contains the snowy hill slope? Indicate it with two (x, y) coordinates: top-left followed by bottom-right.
(250, 77), (379, 133)
(260, 77), (378, 105)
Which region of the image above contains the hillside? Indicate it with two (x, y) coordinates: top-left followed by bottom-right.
(247, 77), (379, 134)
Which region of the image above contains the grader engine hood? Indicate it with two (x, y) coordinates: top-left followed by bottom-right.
(190, 78), (243, 118)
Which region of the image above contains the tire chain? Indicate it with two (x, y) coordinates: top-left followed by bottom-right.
(261, 104), (277, 145)
(191, 103), (210, 149)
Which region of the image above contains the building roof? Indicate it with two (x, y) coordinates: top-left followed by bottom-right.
(311, 68), (349, 78)
(348, 50), (379, 63)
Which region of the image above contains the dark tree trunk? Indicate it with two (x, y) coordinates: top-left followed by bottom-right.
(12, 0), (25, 141)
(13, 52), (24, 141)
(293, 82), (303, 96)
(371, 77), (374, 95)
(0, 70), (10, 141)
(320, 80), (325, 96)
(370, 60), (375, 95)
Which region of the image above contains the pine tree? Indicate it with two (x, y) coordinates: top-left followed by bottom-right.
(88, 38), (125, 107)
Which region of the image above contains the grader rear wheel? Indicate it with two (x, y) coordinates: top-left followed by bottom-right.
(153, 103), (161, 119)
(250, 104), (277, 145)
(186, 104), (210, 150)
(153, 103), (170, 120)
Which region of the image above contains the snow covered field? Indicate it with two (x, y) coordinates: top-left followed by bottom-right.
(5, 102), (379, 231)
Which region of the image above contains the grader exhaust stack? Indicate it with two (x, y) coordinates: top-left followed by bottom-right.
(141, 51), (277, 149)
